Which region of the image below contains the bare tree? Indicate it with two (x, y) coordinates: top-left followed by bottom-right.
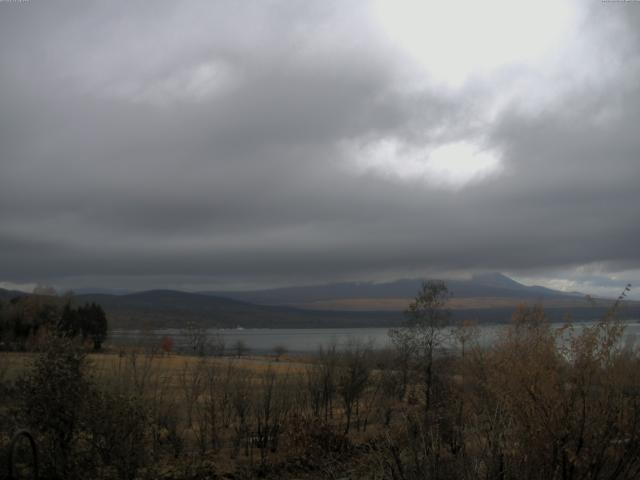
(196, 359), (239, 455)
(210, 330), (226, 356)
(390, 280), (451, 414)
(306, 343), (339, 421)
(182, 322), (209, 356)
(253, 368), (292, 463)
(338, 340), (372, 434)
(177, 359), (205, 429)
(387, 326), (416, 400)
(229, 369), (253, 458)
(273, 344), (288, 361)
(233, 339), (249, 358)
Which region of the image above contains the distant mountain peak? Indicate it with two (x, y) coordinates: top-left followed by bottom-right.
(469, 272), (524, 289)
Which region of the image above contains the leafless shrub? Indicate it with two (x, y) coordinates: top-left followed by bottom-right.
(306, 343), (339, 421)
(338, 339), (372, 434)
(253, 367), (292, 464)
(233, 339), (250, 358)
(273, 344), (288, 361)
(177, 359), (205, 428)
(229, 367), (253, 459)
(210, 330), (226, 357)
(84, 390), (148, 480)
(182, 321), (210, 356)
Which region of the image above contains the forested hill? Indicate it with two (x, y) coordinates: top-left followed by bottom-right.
(69, 290), (401, 329)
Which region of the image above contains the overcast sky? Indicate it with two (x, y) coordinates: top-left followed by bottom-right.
(1, 1), (639, 298)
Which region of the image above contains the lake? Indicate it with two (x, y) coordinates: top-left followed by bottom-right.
(111, 320), (640, 355)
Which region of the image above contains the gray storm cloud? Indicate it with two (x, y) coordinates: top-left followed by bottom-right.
(0, 0), (639, 297)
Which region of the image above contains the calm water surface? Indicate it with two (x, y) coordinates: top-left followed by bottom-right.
(111, 320), (640, 354)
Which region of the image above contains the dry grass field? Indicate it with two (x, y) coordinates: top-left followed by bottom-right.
(1, 349), (308, 375)
(287, 296), (604, 311)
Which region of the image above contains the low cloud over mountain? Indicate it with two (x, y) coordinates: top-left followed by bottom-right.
(1, 1), (639, 298)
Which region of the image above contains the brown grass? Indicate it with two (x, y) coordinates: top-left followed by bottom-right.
(0, 350), (308, 383)
(287, 296), (602, 311)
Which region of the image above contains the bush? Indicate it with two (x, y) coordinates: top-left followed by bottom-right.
(84, 390), (148, 480)
(16, 335), (90, 479)
(15, 334), (148, 480)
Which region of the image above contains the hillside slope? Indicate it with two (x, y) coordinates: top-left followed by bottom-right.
(2, 274), (637, 330)
(72, 290), (401, 329)
(206, 273), (583, 309)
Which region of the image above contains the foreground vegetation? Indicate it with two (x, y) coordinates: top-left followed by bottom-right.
(1, 283), (639, 479)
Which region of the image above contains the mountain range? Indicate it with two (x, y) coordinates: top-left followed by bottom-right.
(206, 272), (584, 309)
(1, 273), (636, 329)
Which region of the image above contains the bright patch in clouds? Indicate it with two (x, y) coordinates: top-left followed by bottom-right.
(510, 265), (640, 301)
(347, 139), (502, 188)
(111, 60), (236, 106)
(373, 0), (577, 88)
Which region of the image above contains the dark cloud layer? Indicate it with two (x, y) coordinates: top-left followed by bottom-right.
(1, 1), (639, 297)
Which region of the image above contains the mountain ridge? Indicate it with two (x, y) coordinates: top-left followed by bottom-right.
(204, 272), (584, 306)
(2, 274), (636, 329)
